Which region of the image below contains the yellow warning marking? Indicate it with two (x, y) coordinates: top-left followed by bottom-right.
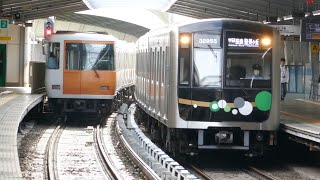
(0, 94), (20, 106)
(280, 111), (320, 125)
(0, 36), (11, 41)
(178, 98), (256, 108)
(312, 33), (320, 39)
(311, 43), (319, 54)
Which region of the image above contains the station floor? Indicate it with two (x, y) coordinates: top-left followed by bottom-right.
(280, 97), (320, 145)
(0, 88), (43, 179)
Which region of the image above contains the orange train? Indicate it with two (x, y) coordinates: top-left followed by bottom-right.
(44, 31), (135, 114)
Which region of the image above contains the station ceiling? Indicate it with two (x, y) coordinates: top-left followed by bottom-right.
(1, 0), (319, 37)
(0, 0), (149, 37)
(168, 0), (316, 22)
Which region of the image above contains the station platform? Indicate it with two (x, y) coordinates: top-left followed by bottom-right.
(280, 98), (320, 149)
(0, 89), (43, 179)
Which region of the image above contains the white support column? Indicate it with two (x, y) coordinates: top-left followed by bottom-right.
(23, 26), (32, 87)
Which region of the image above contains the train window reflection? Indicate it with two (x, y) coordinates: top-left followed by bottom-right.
(193, 48), (222, 87)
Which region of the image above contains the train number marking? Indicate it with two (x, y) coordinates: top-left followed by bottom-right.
(199, 38), (217, 44)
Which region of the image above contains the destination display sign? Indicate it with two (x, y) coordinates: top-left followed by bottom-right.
(227, 31), (261, 48)
(301, 17), (320, 42)
(193, 33), (221, 48)
(228, 38), (260, 48)
(305, 23), (320, 40)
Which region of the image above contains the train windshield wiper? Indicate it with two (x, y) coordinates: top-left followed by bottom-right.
(239, 78), (249, 96)
(92, 45), (111, 70)
(207, 45), (217, 63)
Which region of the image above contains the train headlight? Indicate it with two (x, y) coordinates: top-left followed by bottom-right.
(261, 37), (271, 47)
(180, 36), (190, 44)
(180, 34), (191, 49)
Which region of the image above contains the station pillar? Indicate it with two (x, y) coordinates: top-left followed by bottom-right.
(23, 25), (32, 87)
(310, 42), (319, 99)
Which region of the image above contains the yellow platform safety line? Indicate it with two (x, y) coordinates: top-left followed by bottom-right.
(178, 98), (257, 108)
(0, 94), (20, 106)
(296, 99), (320, 106)
(280, 111), (320, 125)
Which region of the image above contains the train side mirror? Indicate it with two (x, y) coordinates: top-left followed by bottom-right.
(42, 39), (48, 55)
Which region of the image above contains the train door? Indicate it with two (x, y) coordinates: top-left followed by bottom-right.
(0, 44), (6, 86)
(64, 42), (81, 94)
(178, 35), (192, 120)
(80, 42), (115, 95)
(191, 33), (223, 121)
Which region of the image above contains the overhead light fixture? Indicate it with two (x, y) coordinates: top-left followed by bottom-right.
(283, 16), (293, 21)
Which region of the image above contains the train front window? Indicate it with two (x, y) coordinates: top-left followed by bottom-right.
(65, 43), (114, 71)
(47, 42), (60, 69)
(225, 50), (272, 88)
(192, 32), (222, 87)
(193, 48), (222, 87)
(225, 31), (272, 89)
(81, 43), (114, 70)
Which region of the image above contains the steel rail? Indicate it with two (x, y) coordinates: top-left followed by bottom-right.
(94, 123), (123, 180)
(45, 122), (65, 180)
(246, 166), (278, 180)
(115, 120), (161, 180)
(187, 164), (213, 180)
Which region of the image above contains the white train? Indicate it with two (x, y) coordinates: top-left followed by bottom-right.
(44, 31), (135, 114)
(135, 19), (281, 155)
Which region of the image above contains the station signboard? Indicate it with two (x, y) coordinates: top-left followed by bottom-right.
(301, 16), (320, 42)
(271, 25), (300, 36)
(0, 19), (9, 29)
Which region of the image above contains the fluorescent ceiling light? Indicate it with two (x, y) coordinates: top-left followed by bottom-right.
(82, 0), (177, 11)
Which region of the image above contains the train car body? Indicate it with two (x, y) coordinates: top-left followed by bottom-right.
(45, 32), (135, 114)
(135, 19), (281, 155)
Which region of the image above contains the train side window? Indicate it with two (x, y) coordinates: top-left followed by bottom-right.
(179, 47), (190, 86)
(47, 42), (60, 69)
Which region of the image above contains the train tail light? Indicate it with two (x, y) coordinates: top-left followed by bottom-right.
(51, 85), (60, 90)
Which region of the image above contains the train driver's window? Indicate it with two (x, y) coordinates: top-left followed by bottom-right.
(225, 52), (272, 88)
(47, 42), (60, 69)
(82, 44), (114, 71)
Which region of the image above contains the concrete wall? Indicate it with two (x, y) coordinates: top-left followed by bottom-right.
(0, 25), (22, 86)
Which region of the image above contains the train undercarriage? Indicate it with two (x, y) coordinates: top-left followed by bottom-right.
(47, 86), (134, 116)
(134, 106), (277, 157)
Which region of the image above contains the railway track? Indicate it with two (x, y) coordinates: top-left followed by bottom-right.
(246, 166), (278, 180)
(45, 120), (64, 180)
(94, 121), (123, 180)
(44, 116), (122, 180)
(188, 163), (278, 180)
